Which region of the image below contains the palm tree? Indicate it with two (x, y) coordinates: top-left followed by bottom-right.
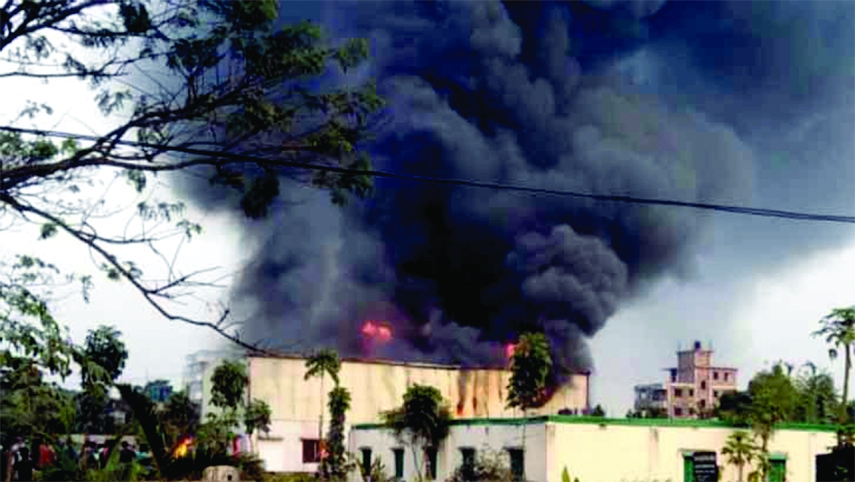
(812, 307), (855, 428)
(304, 350), (342, 444)
(722, 430), (757, 482)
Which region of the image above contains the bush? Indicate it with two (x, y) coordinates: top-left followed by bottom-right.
(446, 449), (514, 482)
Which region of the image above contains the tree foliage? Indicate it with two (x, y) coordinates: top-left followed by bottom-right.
(722, 431), (758, 482)
(0, 0), (384, 351)
(304, 349), (341, 387)
(324, 385), (351, 481)
(446, 449), (514, 482)
(813, 307), (855, 427)
(506, 332), (552, 412)
(210, 359), (247, 409)
(383, 384), (451, 480)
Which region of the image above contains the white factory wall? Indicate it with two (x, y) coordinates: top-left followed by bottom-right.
(347, 421), (549, 482)
(349, 417), (839, 482)
(244, 355), (588, 473)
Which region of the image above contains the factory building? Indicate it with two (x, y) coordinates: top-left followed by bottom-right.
(199, 354), (591, 473)
(348, 416), (837, 482)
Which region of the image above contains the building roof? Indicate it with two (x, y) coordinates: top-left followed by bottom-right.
(245, 351), (593, 375)
(352, 415), (841, 433)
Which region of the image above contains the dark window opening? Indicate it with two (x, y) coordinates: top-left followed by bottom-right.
(360, 448), (372, 475)
(675, 407), (683, 416)
(714, 391), (719, 398)
(724, 373), (730, 381)
(671, 369), (677, 382)
(674, 388), (682, 397)
(508, 448), (524, 481)
(393, 448), (405, 479)
(713, 371), (719, 380)
(302, 439), (321, 464)
(700, 381), (706, 390)
(425, 447), (438, 480)
(460, 448), (476, 480)
(689, 389), (694, 397)
(699, 399), (706, 409)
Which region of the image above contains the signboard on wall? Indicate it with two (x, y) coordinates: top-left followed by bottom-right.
(693, 451), (719, 482)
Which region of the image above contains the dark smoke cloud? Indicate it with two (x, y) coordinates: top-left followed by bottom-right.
(173, 0), (852, 386)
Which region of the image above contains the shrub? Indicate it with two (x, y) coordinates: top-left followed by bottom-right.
(446, 449), (514, 482)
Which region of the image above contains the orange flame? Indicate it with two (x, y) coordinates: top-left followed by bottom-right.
(361, 321), (392, 342)
(172, 437), (192, 458)
(505, 343), (516, 359)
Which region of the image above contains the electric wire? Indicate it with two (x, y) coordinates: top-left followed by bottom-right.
(2, 126), (855, 224)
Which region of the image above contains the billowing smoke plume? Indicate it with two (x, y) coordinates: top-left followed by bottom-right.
(176, 0), (760, 385)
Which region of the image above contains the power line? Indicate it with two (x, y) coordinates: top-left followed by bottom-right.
(3, 125), (855, 224)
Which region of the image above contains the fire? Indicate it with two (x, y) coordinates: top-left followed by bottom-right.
(172, 437), (193, 459)
(361, 320), (392, 342)
(505, 343), (516, 359)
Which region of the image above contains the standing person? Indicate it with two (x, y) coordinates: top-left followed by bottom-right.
(36, 439), (54, 471)
(13, 448), (33, 482)
(118, 441), (135, 464)
(5, 438), (24, 482)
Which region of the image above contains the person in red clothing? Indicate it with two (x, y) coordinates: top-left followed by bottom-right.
(36, 441), (54, 470)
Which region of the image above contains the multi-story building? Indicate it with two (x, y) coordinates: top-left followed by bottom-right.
(664, 340), (738, 418)
(633, 383), (667, 416)
(183, 349), (226, 405)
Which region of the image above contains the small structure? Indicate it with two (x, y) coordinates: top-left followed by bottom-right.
(348, 415), (837, 482)
(202, 465), (240, 482)
(633, 383), (667, 415)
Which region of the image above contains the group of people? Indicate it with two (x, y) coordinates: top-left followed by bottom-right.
(1, 436), (153, 481)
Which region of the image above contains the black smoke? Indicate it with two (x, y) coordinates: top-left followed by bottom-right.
(174, 0), (855, 386)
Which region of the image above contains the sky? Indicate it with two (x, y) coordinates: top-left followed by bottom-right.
(2, 0), (855, 417)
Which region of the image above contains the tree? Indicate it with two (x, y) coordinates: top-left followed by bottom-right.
(304, 349), (341, 447)
(813, 307), (855, 428)
(793, 361), (838, 424)
(383, 384), (451, 481)
(716, 391), (754, 427)
(324, 385), (351, 481)
(1, 0), (384, 353)
(722, 430), (758, 482)
(81, 325), (128, 401)
(200, 359), (270, 460)
(506, 332), (552, 454)
(746, 363), (798, 482)
(210, 359), (248, 410)
(158, 389), (201, 447)
(590, 404), (606, 417)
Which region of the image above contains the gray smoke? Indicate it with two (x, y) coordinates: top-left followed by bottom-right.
(175, 0), (766, 386)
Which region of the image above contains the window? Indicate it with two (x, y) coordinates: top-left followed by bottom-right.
(675, 407), (683, 416)
(713, 371), (719, 380)
(302, 439), (321, 463)
(700, 381), (706, 390)
(769, 457), (786, 482)
(671, 369), (677, 382)
(724, 372), (730, 381)
(714, 390), (719, 398)
(393, 448), (405, 479)
(507, 448), (524, 481)
(689, 389), (694, 397)
(699, 399), (706, 409)
(361, 448), (372, 475)
(460, 448), (476, 480)
(683, 454), (694, 482)
(674, 388), (683, 397)
(425, 447), (438, 480)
